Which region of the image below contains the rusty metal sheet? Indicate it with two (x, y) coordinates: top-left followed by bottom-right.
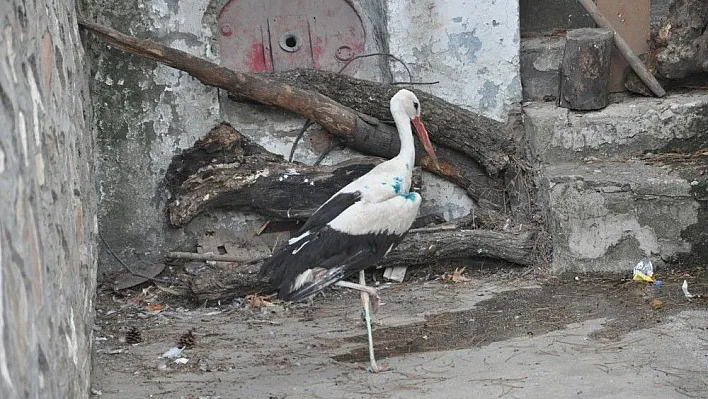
(217, 0), (366, 74)
(597, 0), (651, 92)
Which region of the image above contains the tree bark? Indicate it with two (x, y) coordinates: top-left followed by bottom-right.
(559, 28), (613, 110)
(77, 17), (512, 177)
(187, 228), (536, 302)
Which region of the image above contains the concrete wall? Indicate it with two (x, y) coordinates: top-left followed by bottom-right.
(89, 0), (519, 276)
(0, 0), (97, 397)
(387, 0), (521, 122)
(85, 0), (222, 277)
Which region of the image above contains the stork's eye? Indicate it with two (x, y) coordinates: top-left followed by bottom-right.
(413, 102), (419, 111)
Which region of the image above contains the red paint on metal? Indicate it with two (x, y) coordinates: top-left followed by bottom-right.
(244, 41), (267, 72)
(217, 0), (366, 75)
(311, 36), (326, 69)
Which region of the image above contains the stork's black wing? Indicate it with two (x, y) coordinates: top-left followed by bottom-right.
(295, 191), (361, 234)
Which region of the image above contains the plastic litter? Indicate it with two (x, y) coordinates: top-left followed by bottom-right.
(682, 280), (696, 299)
(161, 346), (185, 359)
(632, 260), (655, 282)
(653, 280), (663, 288)
(174, 357), (189, 364)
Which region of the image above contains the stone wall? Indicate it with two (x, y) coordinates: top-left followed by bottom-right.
(0, 0), (97, 397)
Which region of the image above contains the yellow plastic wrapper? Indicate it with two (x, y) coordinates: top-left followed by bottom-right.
(633, 260), (655, 282)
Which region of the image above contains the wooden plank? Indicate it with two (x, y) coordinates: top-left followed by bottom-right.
(596, 0), (650, 92)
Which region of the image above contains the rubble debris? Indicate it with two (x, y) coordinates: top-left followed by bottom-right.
(161, 346), (185, 359)
(649, 298), (663, 310)
(440, 267), (470, 283)
(245, 293), (276, 309)
(125, 327), (142, 344)
(682, 280), (699, 300)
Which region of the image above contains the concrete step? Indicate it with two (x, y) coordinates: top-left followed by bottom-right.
(525, 91), (708, 164)
(539, 158), (707, 273)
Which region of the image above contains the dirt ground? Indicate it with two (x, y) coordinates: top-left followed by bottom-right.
(91, 263), (708, 399)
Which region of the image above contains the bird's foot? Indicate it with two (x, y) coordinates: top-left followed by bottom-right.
(367, 362), (390, 373)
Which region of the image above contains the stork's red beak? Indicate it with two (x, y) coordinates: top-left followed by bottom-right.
(411, 116), (439, 169)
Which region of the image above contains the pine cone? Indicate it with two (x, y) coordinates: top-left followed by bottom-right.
(177, 329), (196, 349)
(125, 327), (142, 344)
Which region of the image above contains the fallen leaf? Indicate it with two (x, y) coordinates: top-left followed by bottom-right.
(146, 303), (166, 312)
(649, 298), (663, 310)
(245, 293), (275, 308)
(440, 267), (469, 283)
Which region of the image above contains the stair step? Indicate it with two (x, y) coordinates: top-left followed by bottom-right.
(525, 91), (708, 164)
(539, 159), (708, 273)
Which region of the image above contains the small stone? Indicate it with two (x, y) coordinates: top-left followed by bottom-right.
(649, 298), (663, 310)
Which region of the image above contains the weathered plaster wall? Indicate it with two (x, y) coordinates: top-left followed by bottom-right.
(387, 0), (522, 122)
(0, 0), (97, 397)
(85, 0), (221, 276)
(385, 0), (521, 221)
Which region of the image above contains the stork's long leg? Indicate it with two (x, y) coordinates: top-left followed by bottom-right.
(333, 274), (388, 372)
(335, 280), (380, 313)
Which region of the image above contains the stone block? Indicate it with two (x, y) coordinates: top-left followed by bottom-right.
(541, 160), (706, 273)
(520, 36), (564, 102)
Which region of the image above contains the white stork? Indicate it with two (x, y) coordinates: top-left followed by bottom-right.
(258, 89), (438, 372)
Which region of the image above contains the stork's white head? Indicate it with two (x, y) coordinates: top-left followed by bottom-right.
(390, 89), (439, 169)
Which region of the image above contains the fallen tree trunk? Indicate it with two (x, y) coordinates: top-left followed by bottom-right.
(187, 228), (536, 302)
(166, 124), (405, 226)
(166, 124), (504, 227)
(77, 17), (512, 176)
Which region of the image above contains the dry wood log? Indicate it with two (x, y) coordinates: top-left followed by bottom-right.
(559, 28), (613, 110)
(187, 228), (536, 302)
(263, 69), (513, 174)
(165, 124), (404, 226)
(166, 124), (504, 228)
(260, 69), (509, 210)
(77, 17), (512, 177)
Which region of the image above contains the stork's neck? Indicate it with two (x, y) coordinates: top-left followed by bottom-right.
(392, 108), (416, 168)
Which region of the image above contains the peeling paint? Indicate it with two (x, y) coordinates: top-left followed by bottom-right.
(448, 31), (483, 63)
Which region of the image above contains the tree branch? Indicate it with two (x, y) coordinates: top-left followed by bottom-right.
(77, 17), (512, 177)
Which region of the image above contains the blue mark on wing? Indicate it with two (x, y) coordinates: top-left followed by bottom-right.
(391, 176), (403, 194)
(402, 192), (419, 202)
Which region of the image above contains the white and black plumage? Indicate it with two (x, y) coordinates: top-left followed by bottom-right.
(258, 89), (438, 372)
